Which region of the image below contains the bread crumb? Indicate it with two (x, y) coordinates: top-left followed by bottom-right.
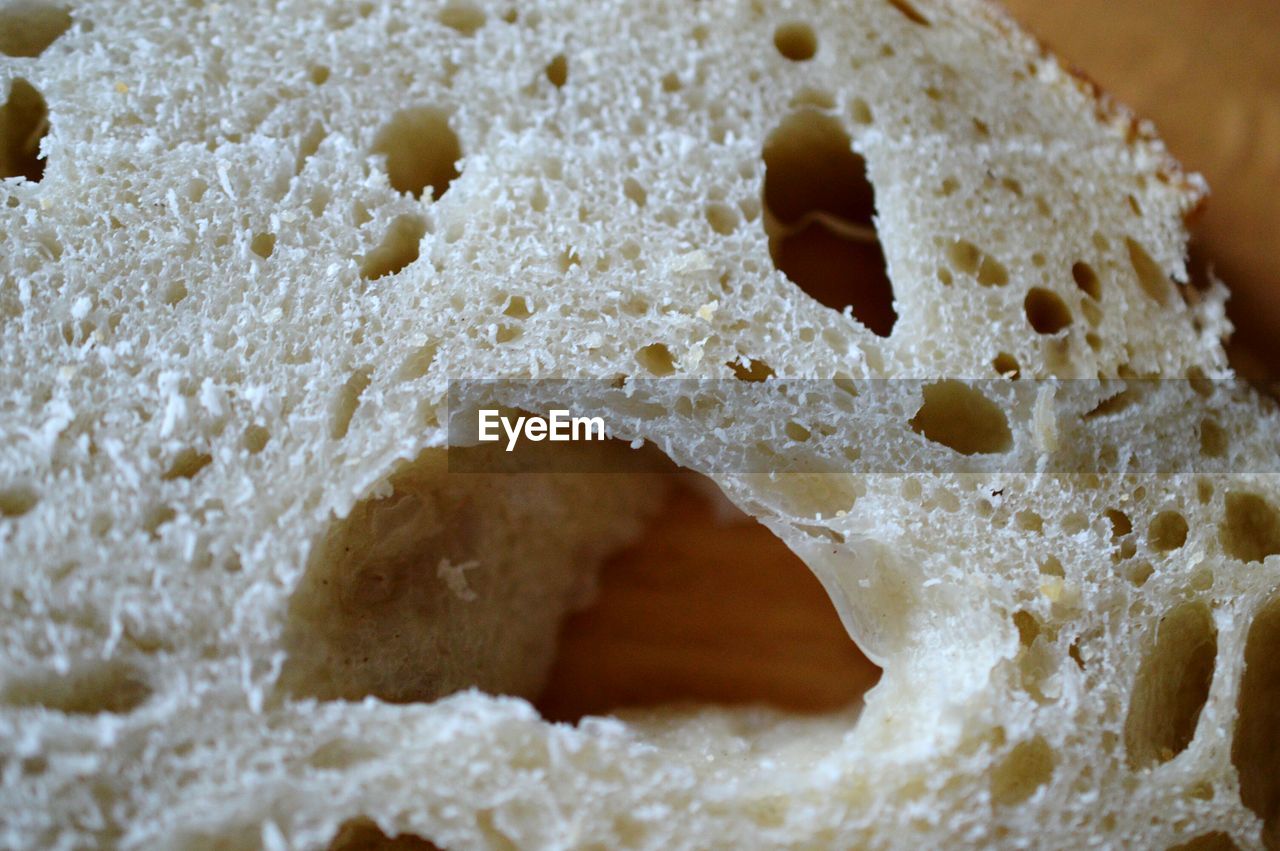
(670, 250), (712, 275)
(1033, 383), (1059, 453)
(437, 558), (480, 602)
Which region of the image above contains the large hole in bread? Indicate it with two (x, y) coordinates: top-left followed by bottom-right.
(537, 477), (881, 721)
(373, 107), (461, 201)
(0, 483), (39, 517)
(1220, 492), (1280, 564)
(1126, 237), (1171, 305)
(1169, 834), (1242, 851)
(1123, 602), (1217, 769)
(280, 439), (879, 722)
(329, 367), (372, 440)
(360, 214), (426, 280)
(0, 78), (49, 182)
(1233, 594), (1280, 850)
(278, 442), (659, 702)
(990, 735), (1055, 806)
(762, 110), (896, 337)
(773, 22), (817, 62)
(0, 1), (71, 57)
(909, 380), (1012, 455)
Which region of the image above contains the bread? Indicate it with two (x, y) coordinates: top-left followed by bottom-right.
(2, 0), (1277, 847)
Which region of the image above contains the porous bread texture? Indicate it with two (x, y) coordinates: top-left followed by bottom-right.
(0, 0), (1277, 848)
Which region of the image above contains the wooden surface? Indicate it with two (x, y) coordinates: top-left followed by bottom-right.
(537, 2), (1280, 719)
(537, 482), (881, 721)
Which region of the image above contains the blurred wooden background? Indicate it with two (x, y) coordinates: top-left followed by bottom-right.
(536, 1), (1280, 721)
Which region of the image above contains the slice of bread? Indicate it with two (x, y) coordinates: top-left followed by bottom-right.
(1, 0), (1276, 848)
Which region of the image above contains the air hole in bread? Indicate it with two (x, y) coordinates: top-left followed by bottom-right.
(0, 484), (39, 517)
(704, 201), (739, 235)
(946, 239), (980, 274)
(438, 0), (484, 35)
(326, 818), (441, 850)
(1168, 833), (1241, 851)
(1040, 555), (1064, 578)
(1104, 508), (1132, 539)
(909, 380), (1012, 456)
(763, 110), (895, 337)
(1012, 609), (1040, 647)
(1015, 510), (1043, 533)
(161, 287), (196, 318)
(785, 421), (811, 442)
(944, 238), (1007, 287)
(992, 352), (1020, 378)
(773, 22), (816, 61)
(1083, 389), (1136, 420)
(886, 0), (930, 26)
(360, 214), (426, 280)
(1123, 602), (1216, 769)
(1011, 610), (1059, 703)
(0, 1), (71, 57)
(977, 253), (1009, 286)
(373, 107), (461, 201)
(990, 736), (1055, 805)
(1148, 511), (1189, 552)
(280, 443), (880, 728)
(308, 64), (330, 85)
(162, 448), (212, 481)
(1126, 237), (1171, 305)
(1024, 288), (1072, 335)
(143, 503), (176, 539)
(623, 176), (647, 207)
(728, 357), (775, 382)
(1127, 561), (1154, 587)
(330, 367), (373, 440)
(1200, 417), (1227, 458)
(559, 247), (581, 271)
(1233, 594), (1280, 848)
(0, 78), (49, 182)
(545, 53), (568, 88)
(394, 343), (437, 382)
(250, 231), (276, 259)
(502, 295), (533, 319)
(772, 223), (896, 336)
(636, 343), (676, 376)
(295, 122), (326, 175)
(1, 660), (150, 715)
(1220, 492), (1280, 563)
(242, 424), (270, 454)
(1072, 261), (1102, 300)
(537, 475), (881, 721)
